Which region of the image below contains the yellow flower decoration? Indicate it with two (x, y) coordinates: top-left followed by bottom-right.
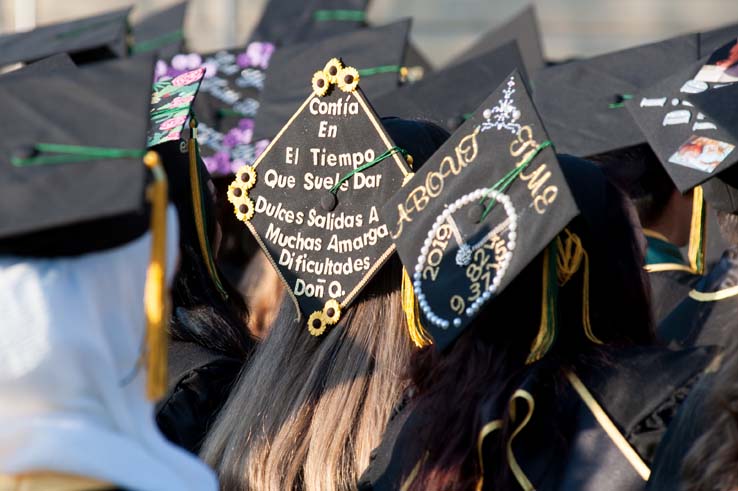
(323, 299), (341, 324)
(234, 165), (257, 191)
(312, 70), (330, 97)
(307, 311), (328, 336)
(337, 66), (360, 93)
(323, 58), (343, 84)
(226, 181), (247, 206)
(234, 196), (255, 223)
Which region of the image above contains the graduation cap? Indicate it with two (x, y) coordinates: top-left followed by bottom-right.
(155, 42), (276, 177)
(402, 42), (433, 84)
(148, 66), (206, 147)
(533, 33), (704, 158)
(372, 41), (528, 132)
(225, 59), (414, 335)
(383, 71), (578, 352)
(0, 53), (76, 80)
(698, 21), (738, 58)
(249, 0), (369, 47)
(451, 5), (544, 76)
(131, 1), (188, 59)
(0, 55), (172, 397)
(252, 20), (411, 141)
(0, 7), (131, 67)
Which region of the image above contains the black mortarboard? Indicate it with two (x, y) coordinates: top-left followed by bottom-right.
(372, 41), (527, 132)
(225, 59), (414, 335)
(403, 42), (432, 84)
(626, 51), (738, 193)
(452, 5), (544, 76)
(0, 53), (77, 80)
(699, 21), (738, 58)
(148, 66), (206, 147)
(0, 55), (157, 256)
(131, 1), (188, 59)
(252, 20), (411, 141)
(250, 0), (369, 47)
(384, 71), (578, 351)
(533, 34), (703, 158)
(0, 7), (131, 67)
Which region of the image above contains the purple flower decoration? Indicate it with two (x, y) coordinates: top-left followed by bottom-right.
(238, 118), (255, 131)
(229, 159), (246, 175)
(237, 42), (276, 70)
(204, 151), (232, 176)
(202, 60), (219, 78)
(254, 139), (270, 158)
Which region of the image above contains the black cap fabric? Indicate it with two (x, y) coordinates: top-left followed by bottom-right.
(384, 71), (578, 351)
(226, 60), (413, 332)
(372, 41), (527, 133)
(533, 34), (703, 158)
(0, 55), (157, 256)
(131, 1), (188, 59)
(252, 20), (411, 141)
(148, 66), (205, 147)
(0, 53), (77, 81)
(250, 0), (369, 47)
(0, 7), (131, 67)
(699, 22), (738, 58)
(626, 47), (738, 193)
(452, 5), (544, 76)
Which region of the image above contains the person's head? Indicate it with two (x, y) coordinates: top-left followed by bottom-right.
(401, 156), (654, 491)
(703, 163), (738, 246)
(590, 144), (693, 246)
(200, 118), (449, 491)
(158, 141), (253, 360)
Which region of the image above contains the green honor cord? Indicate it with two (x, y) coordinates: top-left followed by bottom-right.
(358, 65), (402, 77)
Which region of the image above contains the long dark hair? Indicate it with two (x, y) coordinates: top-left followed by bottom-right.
(403, 155), (654, 490)
(158, 141), (254, 360)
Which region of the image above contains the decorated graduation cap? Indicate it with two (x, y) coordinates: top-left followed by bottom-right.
(148, 66), (206, 147)
(250, 0), (369, 47)
(452, 5), (544, 76)
(0, 54), (173, 398)
(253, 20), (412, 141)
(372, 41), (527, 132)
(533, 33), (704, 158)
(384, 71), (578, 352)
(0, 7), (131, 67)
(226, 59), (413, 335)
(131, 1), (188, 59)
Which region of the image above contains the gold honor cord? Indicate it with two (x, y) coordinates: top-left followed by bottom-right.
(143, 151), (170, 401)
(475, 419), (503, 491)
(642, 229), (697, 274)
(401, 268), (433, 348)
(0, 473), (115, 491)
(688, 186), (707, 275)
(689, 284), (738, 302)
(565, 370), (651, 481)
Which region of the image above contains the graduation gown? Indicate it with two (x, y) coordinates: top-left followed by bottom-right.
(358, 345), (713, 491)
(155, 340), (243, 454)
(658, 246), (738, 348)
(643, 230), (700, 324)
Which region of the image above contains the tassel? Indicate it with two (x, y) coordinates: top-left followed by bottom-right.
(526, 241), (558, 364)
(188, 117), (228, 299)
(556, 229), (602, 345)
(688, 185), (707, 275)
(143, 151), (170, 400)
(401, 268), (433, 348)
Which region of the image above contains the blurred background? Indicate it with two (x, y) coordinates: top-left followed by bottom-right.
(1, 0), (737, 66)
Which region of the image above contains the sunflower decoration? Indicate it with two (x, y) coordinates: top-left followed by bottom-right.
(235, 165), (257, 190)
(312, 70), (330, 97)
(226, 181), (246, 206)
(233, 196), (255, 223)
(337, 66), (360, 93)
(323, 299), (341, 324)
(307, 310), (328, 336)
(323, 58), (343, 84)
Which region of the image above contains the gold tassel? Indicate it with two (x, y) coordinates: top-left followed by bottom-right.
(526, 243), (557, 364)
(688, 185), (707, 275)
(556, 229), (602, 345)
(143, 151), (170, 400)
(188, 118), (228, 299)
(401, 268), (433, 348)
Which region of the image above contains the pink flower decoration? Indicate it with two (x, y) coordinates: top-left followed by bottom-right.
(159, 114), (188, 131)
(171, 67), (205, 87)
(163, 130), (181, 142)
(169, 95), (195, 107)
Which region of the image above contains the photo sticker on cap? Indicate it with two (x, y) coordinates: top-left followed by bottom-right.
(695, 38), (738, 83)
(668, 135), (735, 173)
(227, 59), (412, 336)
(384, 71), (578, 351)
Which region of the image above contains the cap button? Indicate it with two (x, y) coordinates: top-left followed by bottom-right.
(13, 145), (39, 161)
(467, 203), (485, 223)
(321, 193), (338, 211)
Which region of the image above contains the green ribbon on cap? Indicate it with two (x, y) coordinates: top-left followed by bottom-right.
(313, 9), (366, 22)
(479, 140), (553, 220)
(11, 143), (146, 167)
(608, 93), (634, 109)
(130, 29), (184, 55)
(358, 65), (402, 77)
(216, 108), (248, 118)
(329, 146), (408, 194)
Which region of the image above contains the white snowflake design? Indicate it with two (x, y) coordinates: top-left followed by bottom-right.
(479, 77), (522, 134)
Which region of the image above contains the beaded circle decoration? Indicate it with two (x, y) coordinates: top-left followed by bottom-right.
(412, 189), (518, 330)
